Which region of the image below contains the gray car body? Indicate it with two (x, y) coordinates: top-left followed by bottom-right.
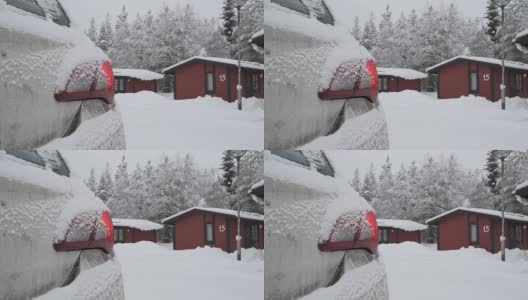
(0, 151), (124, 299)
(265, 151), (389, 299)
(0, 0), (125, 149)
(264, 0), (389, 149)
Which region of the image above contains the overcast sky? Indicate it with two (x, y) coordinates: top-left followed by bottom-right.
(326, 151), (488, 180)
(61, 0), (223, 30)
(325, 0), (486, 27)
(62, 151), (223, 179)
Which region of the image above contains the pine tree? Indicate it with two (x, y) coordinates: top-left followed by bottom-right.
(221, 151), (236, 192)
(485, 0), (500, 43)
(361, 12), (377, 51)
(351, 16), (362, 41)
(361, 163), (378, 202)
(97, 163), (113, 202)
(85, 168), (97, 194)
(485, 151), (500, 194)
(351, 168), (362, 192)
(221, 0), (237, 47)
(86, 17), (98, 43)
(108, 6), (131, 67)
(97, 13), (113, 52)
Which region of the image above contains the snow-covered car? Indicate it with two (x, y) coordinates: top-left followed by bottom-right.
(264, 0), (389, 149)
(0, 0), (125, 149)
(0, 150), (125, 299)
(265, 150), (389, 300)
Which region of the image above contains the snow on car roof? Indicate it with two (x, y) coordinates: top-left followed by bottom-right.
(377, 68), (428, 80)
(162, 56), (264, 74)
(113, 69), (164, 81)
(113, 218), (163, 231)
(426, 55), (528, 73)
(377, 219), (428, 231)
(426, 207), (528, 224)
(161, 206), (264, 224)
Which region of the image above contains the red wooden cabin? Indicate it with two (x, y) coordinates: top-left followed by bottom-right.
(426, 207), (528, 253)
(426, 56), (528, 101)
(377, 219), (427, 244)
(162, 56), (264, 102)
(113, 218), (164, 243)
(377, 68), (427, 93)
(161, 206), (264, 252)
(113, 69), (164, 94)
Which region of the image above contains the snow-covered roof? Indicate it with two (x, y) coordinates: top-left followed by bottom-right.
(249, 29), (264, 43)
(161, 206), (264, 224)
(426, 56), (528, 73)
(426, 207), (528, 224)
(514, 181), (528, 195)
(377, 68), (428, 80)
(113, 69), (164, 81)
(162, 56), (264, 74)
(514, 29), (528, 42)
(113, 218), (164, 231)
(377, 219), (428, 231)
(250, 180), (264, 192)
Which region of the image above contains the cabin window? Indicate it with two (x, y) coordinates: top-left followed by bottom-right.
(251, 73), (259, 93)
(114, 228), (125, 243)
(470, 72), (478, 92)
(513, 225), (523, 248)
(379, 229), (388, 243)
(206, 72), (214, 92)
(379, 77), (389, 92)
(470, 223), (478, 243)
(206, 223), (214, 243)
(115, 78), (126, 93)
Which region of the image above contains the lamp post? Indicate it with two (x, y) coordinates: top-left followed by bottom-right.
(234, 0), (246, 111)
(495, 150), (511, 262)
(498, 0), (511, 111)
(230, 150), (248, 261)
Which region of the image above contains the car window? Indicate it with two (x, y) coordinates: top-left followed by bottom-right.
(37, 151), (70, 177)
(315, 1), (334, 25)
(6, 150), (70, 177)
(5, 0), (45, 17)
(302, 0), (335, 25)
(271, 150), (309, 167)
(270, 0), (309, 15)
(37, 0), (70, 27)
(6, 150), (45, 168)
(303, 151), (335, 177)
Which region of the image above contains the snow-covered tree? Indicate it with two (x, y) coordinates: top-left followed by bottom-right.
(96, 163), (113, 203)
(221, 151), (236, 192)
(85, 168), (97, 194)
(361, 12), (377, 51)
(86, 17), (98, 44)
(221, 0), (237, 46)
(351, 168), (362, 193)
(97, 13), (113, 52)
(351, 16), (362, 41)
(485, 0), (500, 43)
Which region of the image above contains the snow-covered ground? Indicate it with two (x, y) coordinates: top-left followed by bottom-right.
(380, 242), (528, 300)
(116, 92), (263, 149)
(381, 91), (528, 149)
(114, 242), (263, 300)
